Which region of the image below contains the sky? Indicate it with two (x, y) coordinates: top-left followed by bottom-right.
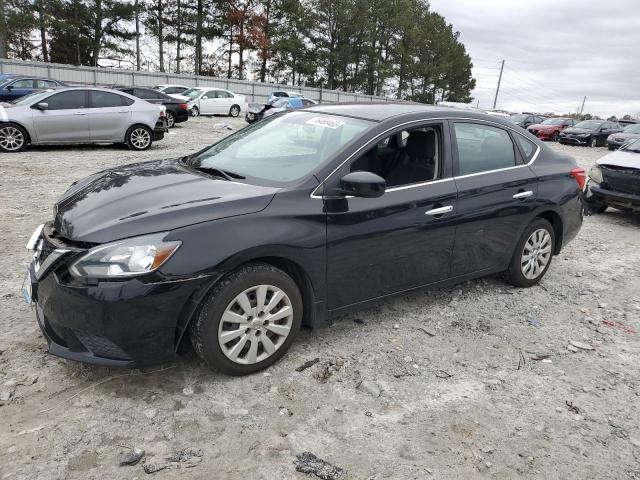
(428, 0), (640, 118)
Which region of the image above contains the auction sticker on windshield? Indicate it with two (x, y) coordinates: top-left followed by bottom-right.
(306, 116), (345, 129)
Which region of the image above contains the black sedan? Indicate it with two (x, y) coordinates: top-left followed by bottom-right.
(558, 120), (623, 148)
(116, 87), (189, 128)
(24, 105), (584, 375)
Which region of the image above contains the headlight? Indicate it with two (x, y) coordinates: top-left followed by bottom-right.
(70, 233), (181, 278)
(589, 166), (603, 184)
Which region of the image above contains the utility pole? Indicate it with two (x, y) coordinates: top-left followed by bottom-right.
(135, 0), (140, 70)
(578, 96), (587, 116)
(492, 60), (504, 109)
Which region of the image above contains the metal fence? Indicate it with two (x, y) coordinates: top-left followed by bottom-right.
(0, 58), (395, 105)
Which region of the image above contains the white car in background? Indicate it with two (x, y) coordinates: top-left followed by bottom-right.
(152, 84), (190, 97)
(176, 87), (247, 117)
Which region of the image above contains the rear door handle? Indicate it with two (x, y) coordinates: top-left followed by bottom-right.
(425, 205), (454, 216)
(117, 110), (129, 113)
(513, 190), (534, 199)
(73, 112), (87, 115)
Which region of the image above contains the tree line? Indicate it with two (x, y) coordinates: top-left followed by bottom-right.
(0, 0), (476, 102)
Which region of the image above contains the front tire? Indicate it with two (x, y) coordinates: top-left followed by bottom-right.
(590, 136), (598, 148)
(191, 106), (200, 117)
(189, 263), (303, 375)
(0, 123), (28, 153)
(505, 218), (555, 288)
(125, 125), (153, 151)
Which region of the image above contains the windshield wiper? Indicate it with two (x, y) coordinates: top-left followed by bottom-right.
(192, 166), (246, 181)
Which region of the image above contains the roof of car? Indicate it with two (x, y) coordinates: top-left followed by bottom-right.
(305, 103), (514, 124)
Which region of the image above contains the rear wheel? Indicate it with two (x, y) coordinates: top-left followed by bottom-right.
(0, 123), (28, 153)
(505, 218), (555, 288)
(590, 136), (598, 148)
(229, 105), (241, 117)
(191, 106), (200, 117)
(125, 125), (153, 151)
(166, 111), (176, 128)
(189, 263), (302, 375)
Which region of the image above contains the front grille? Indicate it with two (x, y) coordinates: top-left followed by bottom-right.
(602, 166), (640, 195)
(37, 237), (57, 264)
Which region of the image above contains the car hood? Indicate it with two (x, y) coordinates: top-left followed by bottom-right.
(596, 150), (640, 170)
(562, 127), (594, 135)
(529, 123), (558, 131)
(53, 159), (279, 243)
(609, 132), (640, 140)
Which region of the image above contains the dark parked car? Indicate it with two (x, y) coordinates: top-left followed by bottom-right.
(527, 118), (576, 141)
(116, 86), (190, 128)
(558, 120), (622, 148)
(606, 123), (640, 150)
(585, 138), (640, 213)
(24, 105), (584, 375)
(511, 113), (546, 128)
(0, 75), (66, 102)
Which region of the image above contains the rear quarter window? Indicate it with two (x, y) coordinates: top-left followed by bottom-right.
(514, 135), (537, 162)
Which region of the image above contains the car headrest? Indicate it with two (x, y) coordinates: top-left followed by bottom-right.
(406, 130), (436, 159)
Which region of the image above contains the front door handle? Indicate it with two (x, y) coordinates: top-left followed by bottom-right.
(425, 205), (454, 216)
(73, 112), (87, 115)
(513, 190), (534, 199)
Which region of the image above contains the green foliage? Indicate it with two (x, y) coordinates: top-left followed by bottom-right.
(0, 0), (475, 102)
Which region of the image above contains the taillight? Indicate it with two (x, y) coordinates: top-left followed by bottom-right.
(570, 167), (586, 190)
(178, 103), (188, 110)
(159, 110), (166, 117)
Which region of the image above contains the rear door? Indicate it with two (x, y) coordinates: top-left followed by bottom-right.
(88, 90), (133, 141)
(31, 90), (91, 143)
(325, 120), (457, 309)
(450, 121), (540, 276)
(198, 90), (218, 114)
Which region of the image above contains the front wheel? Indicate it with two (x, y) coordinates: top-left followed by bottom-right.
(125, 125), (153, 151)
(590, 136), (598, 148)
(552, 132), (560, 141)
(191, 106), (200, 117)
(0, 123), (28, 153)
(189, 263), (303, 375)
(166, 111), (176, 128)
(504, 218), (555, 288)
(229, 105), (241, 117)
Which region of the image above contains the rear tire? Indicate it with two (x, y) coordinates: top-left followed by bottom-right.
(189, 262), (303, 375)
(590, 136), (598, 148)
(125, 125), (153, 151)
(166, 111), (176, 128)
(229, 105), (241, 117)
(0, 123), (28, 153)
(191, 106), (200, 117)
(504, 218), (555, 288)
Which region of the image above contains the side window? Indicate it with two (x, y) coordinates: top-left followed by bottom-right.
(165, 87), (180, 94)
(45, 90), (87, 109)
(90, 91), (129, 108)
(10, 79), (34, 88)
(220, 91), (233, 98)
(349, 124), (441, 188)
(454, 123), (516, 175)
(35, 80), (57, 88)
(514, 135), (537, 162)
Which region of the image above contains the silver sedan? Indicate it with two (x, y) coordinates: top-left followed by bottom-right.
(0, 87), (167, 153)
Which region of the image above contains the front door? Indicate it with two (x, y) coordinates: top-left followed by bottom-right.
(325, 121), (457, 310)
(198, 90), (218, 114)
(450, 121), (540, 276)
(32, 90), (91, 143)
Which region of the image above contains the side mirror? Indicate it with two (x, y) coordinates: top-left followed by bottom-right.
(6, 85), (13, 91)
(36, 102), (49, 110)
(339, 171), (385, 198)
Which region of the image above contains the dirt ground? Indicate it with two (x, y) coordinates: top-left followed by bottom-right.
(0, 116), (639, 480)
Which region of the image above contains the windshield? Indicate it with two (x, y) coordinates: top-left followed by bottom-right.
(574, 120), (602, 129)
(621, 138), (640, 153)
(190, 111), (373, 184)
(623, 124), (640, 134)
(272, 92), (288, 98)
(541, 118), (564, 125)
(511, 114), (527, 122)
(181, 88), (204, 99)
(9, 90), (51, 105)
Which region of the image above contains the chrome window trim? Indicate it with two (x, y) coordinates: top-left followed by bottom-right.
(310, 116), (540, 199)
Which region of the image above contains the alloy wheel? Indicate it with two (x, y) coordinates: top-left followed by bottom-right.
(166, 112), (175, 128)
(590, 137), (597, 148)
(230, 105), (240, 117)
(191, 107), (200, 117)
(520, 228), (552, 280)
(218, 284), (294, 365)
(130, 127), (151, 149)
(0, 126), (25, 151)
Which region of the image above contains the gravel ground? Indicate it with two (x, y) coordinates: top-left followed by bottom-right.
(0, 117), (639, 480)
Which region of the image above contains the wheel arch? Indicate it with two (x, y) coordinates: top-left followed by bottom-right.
(535, 209), (563, 254)
(174, 254), (319, 353)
